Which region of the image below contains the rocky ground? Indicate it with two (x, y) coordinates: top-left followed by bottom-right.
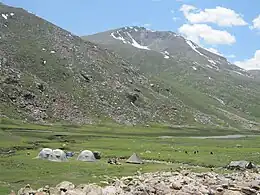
(14, 170), (260, 195)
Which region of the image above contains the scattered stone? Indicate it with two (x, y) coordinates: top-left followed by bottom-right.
(80, 72), (91, 82)
(9, 190), (16, 195)
(15, 170), (260, 195)
(134, 88), (141, 93)
(171, 182), (182, 190)
(56, 181), (75, 192)
(223, 190), (242, 195)
(250, 181), (260, 190)
(17, 184), (35, 195)
(222, 184), (229, 189)
(126, 93), (139, 103)
(241, 187), (257, 195)
(216, 187), (224, 192)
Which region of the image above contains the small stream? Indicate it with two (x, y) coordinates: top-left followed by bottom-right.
(159, 134), (260, 139)
(189, 134), (259, 139)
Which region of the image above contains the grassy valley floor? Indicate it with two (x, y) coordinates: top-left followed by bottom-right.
(0, 120), (260, 193)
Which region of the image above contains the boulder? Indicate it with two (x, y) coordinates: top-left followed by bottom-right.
(223, 190), (243, 195)
(250, 180), (260, 190)
(171, 182), (182, 190)
(241, 187), (257, 195)
(63, 189), (85, 195)
(102, 186), (124, 195)
(17, 184), (36, 195)
(56, 181), (75, 192)
(75, 184), (102, 195)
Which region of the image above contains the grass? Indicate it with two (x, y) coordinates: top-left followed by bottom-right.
(0, 121), (260, 193)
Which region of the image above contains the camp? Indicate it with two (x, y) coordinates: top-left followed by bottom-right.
(36, 148), (53, 160)
(126, 153), (143, 164)
(77, 150), (96, 162)
(49, 149), (68, 162)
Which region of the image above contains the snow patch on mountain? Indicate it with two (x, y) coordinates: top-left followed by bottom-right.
(126, 32), (150, 50)
(2, 13), (8, 20)
(232, 70), (247, 77)
(186, 40), (205, 57)
(206, 61), (220, 70)
(209, 95), (225, 105)
(161, 51), (170, 59)
(207, 64), (219, 71)
(110, 32), (126, 43)
(185, 39), (225, 68)
(208, 59), (217, 65)
(164, 51), (169, 55)
(214, 97), (225, 105)
(110, 30), (150, 49)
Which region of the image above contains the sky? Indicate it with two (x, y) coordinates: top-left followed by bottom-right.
(1, 0), (260, 70)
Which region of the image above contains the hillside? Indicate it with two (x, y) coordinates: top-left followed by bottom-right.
(84, 26), (260, 130)
(248, 70), (260, 80)
(0, 2), (259, 129)
(0, 3), (196, 126)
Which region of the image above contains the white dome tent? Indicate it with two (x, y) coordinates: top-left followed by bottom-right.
(77, 150), (96, 162)
(36, 148), (53, 160)
(36, 148), (67, 162)
(49, 149), (68, 162)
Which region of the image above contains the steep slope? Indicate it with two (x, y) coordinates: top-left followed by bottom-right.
(84, 27), (260, 130)
(248, 70), (260, 80)
(0, 3), (198, 125)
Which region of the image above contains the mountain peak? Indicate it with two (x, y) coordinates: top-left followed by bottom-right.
(85, 25), (260, 130)
(104, 26), (230, 66)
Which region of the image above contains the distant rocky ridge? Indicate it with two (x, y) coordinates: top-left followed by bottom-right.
(15, 170), (260, 195)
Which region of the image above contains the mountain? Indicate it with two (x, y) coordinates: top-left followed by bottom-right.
(248, 70), (260, 80)
(84, 26), (260, 130)
(1, 3), (259, 130)
(0, 3), (195, 125)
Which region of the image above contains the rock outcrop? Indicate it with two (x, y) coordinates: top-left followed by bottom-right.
(14, 170), (260, 195)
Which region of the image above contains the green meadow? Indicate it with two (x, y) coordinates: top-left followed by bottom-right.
(1, 119), (259, 193)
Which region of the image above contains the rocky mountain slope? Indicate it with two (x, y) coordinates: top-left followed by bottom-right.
(84, 27), (260, 130)
(0, 3), (196, 125)
(249, 70), (260, 80)
(1, 2), (259, 129)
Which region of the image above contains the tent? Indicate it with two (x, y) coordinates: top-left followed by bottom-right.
(37, 148), (53, 160)
(77, 150), (96, 162)
(126, 153), (143, 164)
(49, 149), (68, 162)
